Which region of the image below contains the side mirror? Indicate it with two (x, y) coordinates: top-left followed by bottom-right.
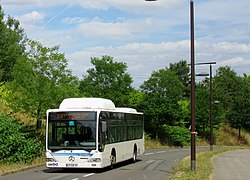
(101, 121), (107, 133)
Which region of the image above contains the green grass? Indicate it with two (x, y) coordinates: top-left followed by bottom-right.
(169, 147), (248, 180)
(144, 134), (169, 149)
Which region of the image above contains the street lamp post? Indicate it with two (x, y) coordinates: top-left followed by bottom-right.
(196, 62), (216, 151)
(190, 0), (196, 172)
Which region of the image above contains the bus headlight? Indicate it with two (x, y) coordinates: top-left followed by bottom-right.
(87, 158), (101, 163)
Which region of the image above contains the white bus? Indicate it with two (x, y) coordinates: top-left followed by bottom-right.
(46, 98), (144, 168)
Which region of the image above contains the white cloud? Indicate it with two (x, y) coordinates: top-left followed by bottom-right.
(63, 17), (86, 25)
(215, 42), (250, 53)
(198, 0), (250, 22)
(105, 0), (185, 14)
(67, 41), (190, 87)
(66, 40), (250, 87)
(1, 0), (42, 6)
(19, 11), (44, 23)
(219, 57), (244, 65)
(2, 0), (185, 14)
(74, 0), (109, 10)
(77, 20), (132, 39)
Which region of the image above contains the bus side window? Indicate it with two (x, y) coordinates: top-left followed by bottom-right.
(101, 121), (107, 133)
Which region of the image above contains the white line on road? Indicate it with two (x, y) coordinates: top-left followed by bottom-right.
(156, 151), (167, 154)
(144, 152), (154, 156)
(71, 178), (79, 180)
(83, 173), (95, 178)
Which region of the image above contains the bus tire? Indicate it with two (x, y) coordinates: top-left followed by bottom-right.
(132, 145), (137, 163)
(110, 149), (116, 169)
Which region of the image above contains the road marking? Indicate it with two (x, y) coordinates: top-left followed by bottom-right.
(71, 178), (79, 180)
(146, 160), (156, 163)
(171, 149), (178, 152)
(145, 160), (164, 171)
(144, 152), (154, 156)
(83, 173), (95, 178)
(156, 151), (166, 154)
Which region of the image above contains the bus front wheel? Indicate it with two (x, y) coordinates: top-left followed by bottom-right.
(110, 149), (116, 169)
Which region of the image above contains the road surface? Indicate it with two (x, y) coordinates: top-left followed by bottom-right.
(0, 147), (209, 180)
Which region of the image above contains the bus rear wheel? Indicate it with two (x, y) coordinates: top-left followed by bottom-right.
(132, 146), (137, 163)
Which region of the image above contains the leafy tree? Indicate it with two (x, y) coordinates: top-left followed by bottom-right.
(8, 40), (79, 120)
(213, 66), (250, 137)
(226, 75), (250, 137)
(169, 60), (190, 98)
(213, 66), (238, 112)
(0, 82), (11, 104)
(195, 81), (210, 138)
(127, 89), (144, 110)
(178, 99), (190, 127)
(79, 55), (133, 107)
(140, 68), (184, 139)
(0, 6), (26, 82)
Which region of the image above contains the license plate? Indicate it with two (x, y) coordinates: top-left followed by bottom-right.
(66, 164), (78, 167)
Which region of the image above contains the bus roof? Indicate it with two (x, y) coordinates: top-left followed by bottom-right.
(59, 98), (116, 110)
(115, 107), (137, 113)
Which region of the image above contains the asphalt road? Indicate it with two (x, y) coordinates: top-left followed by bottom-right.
(0, 147), (209, 180)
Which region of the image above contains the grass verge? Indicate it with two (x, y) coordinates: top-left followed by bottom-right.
(0, 156), (45, 176)
(169, 147), (247, 180)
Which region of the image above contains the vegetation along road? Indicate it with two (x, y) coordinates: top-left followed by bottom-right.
(0, 147), (210, 180)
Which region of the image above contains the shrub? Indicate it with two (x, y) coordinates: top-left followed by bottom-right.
(161, 125), (190, 147)
(0, 115), (43, 163)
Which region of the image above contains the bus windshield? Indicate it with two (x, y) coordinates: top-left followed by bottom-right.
(47, 111), (97, 152)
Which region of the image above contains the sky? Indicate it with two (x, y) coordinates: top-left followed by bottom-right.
(1, 0), (250, 88)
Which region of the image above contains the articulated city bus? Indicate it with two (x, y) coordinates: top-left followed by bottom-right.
(46, 98), (144, 168)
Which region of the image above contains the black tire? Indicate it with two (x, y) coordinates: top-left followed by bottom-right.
(132, 146), (137, 163)
(110, 149), (116, 169)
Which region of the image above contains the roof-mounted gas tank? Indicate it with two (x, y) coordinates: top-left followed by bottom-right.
(59, 98), (116, 110)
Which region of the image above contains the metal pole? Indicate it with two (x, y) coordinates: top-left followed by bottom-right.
(190, 0), (196, 172)
(210, 64), (213, 151)
(195, 61), (216, 151)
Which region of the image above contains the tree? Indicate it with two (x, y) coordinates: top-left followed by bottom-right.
(195, 81), (210, 138)
(169, 60), (190, 98)
(140, 68), (184, 139)
(79, 55), (133, 107)
(0, 6), (26, 82)
(226, 75), (250, 137)
(8, 40), (79, 120)
(127, 89), (144, 110)
(213, 66), (250, 138)
(213, 66), (238, 112)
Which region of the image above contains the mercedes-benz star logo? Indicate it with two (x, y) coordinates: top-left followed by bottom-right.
(68, 156), (75, 162)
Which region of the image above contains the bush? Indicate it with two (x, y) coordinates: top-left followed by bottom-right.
(0, 115), (43, 163)
(161, 125), (190, 147)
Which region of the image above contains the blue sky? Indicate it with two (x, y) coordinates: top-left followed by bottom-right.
(1, 0), (250, 88)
